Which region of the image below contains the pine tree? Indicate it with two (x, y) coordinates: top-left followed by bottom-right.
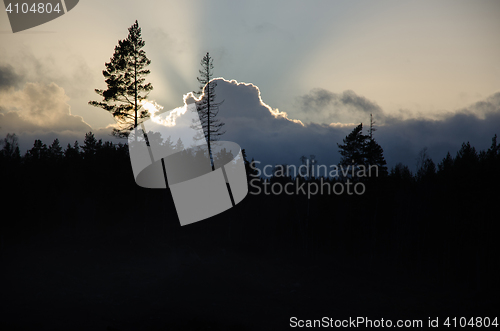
(337, 124), (367, 168)
(164, 135), (175, 154)
(82, 132), (102, 159)
(390, 162), (413, 183)
(193, 52), (225, 170)
(482, 134), (500, 184)
(73, 141), (81, 155)
(248, 159), (260, 178)
(215, 147), (234, 165)
(438, 152), (454, 175)
(415, 147), (436, 182)
(242, 149), (259, 181)
(338, 123), (388, 178)
(455, 141), (478, 168)
(48, 138), (63, 160)
(89, 20), (153, 138)
(26, 139), (48, 161)
(175, 137), (184, 151)
(486, 134), (499, 159)
(299, 155), (309, 177)
(0, 133), (21, 161)
(364, 138), (388, 177)
(368, 113), (377, 139)
(64, 142), (79, 161)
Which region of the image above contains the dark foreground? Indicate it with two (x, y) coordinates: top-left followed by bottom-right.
(1, 135), (498, 330)
(0, 220), (496, 331)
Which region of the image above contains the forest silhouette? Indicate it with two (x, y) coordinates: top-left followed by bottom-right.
(0, 128), (498, 330)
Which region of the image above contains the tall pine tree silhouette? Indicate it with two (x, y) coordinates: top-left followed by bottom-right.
(193, 52), (225, 170)
(89, 20), (153, 138)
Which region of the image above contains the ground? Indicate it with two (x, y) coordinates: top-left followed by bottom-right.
(0, 222), (495, 331)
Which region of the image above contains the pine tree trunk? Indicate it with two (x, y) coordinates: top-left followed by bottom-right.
(134, 55), (138, 129)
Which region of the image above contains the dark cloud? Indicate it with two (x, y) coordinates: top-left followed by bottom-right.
(0, 64), (23, 90)
(378, 92), (500, 170)
(296, 88), (383, 124)
(339, 90), (383, 115)
(377, 112), (500, 171)
(298, 88), (383, 114)
(205, 79), (500, 173)
(206, 80), (369, 168)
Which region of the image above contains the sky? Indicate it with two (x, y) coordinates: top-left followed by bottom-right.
(1, 0), (499, 171)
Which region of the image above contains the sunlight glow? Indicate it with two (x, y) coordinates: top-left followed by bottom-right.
(329, 122), (357, 128)
(141, 100), (187, 127)
(141, 78), (307, 130)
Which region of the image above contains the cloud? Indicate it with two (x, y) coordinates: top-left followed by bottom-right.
(0, 64), (23, 91)
(291, 86), (500, 170)
(0, 82), (91, 134)
(0, 53), (118, 154)
(192, 79), (500, 172)
(376, 112), (500, 171)
(295, 88), (383, 124)
(371, 91), (500, 170)
(0, 82), (96, 154)
(198, 79), (356, 168)
(456, 92), (500, 120)
(0, 55), (103, 154)
(1, 46), (96, 101)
